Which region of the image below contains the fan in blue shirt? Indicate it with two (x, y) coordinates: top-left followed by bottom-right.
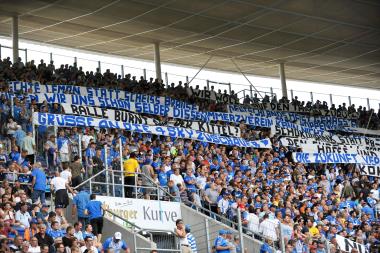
(47, 221), (65, 239)
(158, 167), (168, 186)
(103, 232), (129, 253)
(73, 189), (90, 222)
(85, 195), (103, 220)
(213, 230), (231, 253)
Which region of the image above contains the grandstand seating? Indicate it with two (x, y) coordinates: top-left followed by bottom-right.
(0, 56), (379, 253)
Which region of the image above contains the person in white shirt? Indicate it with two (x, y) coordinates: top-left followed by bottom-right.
(28, 237), (41, 253)
(82, 132), (93, 152)
(170, 168), (184, 187)
(218, 192), (230, 216)
(259, 213), (278, 241)
(247, 206), (260, 235)
(74, 222), (85, 246)
(58, 130), (70, 163)
(80, 236), (99, 253)
(50, 172), (75, 209)
(196, 170), (207, 190)
(6, 118), (18, 136)
(174, 219), (191, 253)
(21, 131), (35, 163)
(60, 165), (72, 184)
(15, 202), (31, 228)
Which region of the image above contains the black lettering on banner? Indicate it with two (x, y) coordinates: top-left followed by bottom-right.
(343, 238), (369, 253)
(198, 121), (206, 132)
(236, 102), (358, 119)
(317, 145), (325, 153)
(203, 90), (211, 99)
(357, 164), (380, 177)
(71, 105), (79, 114)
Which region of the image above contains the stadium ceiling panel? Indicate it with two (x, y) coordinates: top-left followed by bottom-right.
(0, 0), (379, 89)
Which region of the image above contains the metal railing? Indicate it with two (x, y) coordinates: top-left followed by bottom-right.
(73, 168), (281, 251)
(104, 208), (181, 253)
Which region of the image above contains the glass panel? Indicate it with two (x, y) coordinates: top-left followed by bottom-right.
(123, 65), (143, 80)
(145, 69), (156, 82)
(351, 97), (368, 109)
(313, 93), (331, 106)
(369, 99), (380, 111)
(53, 53), (75, 69)
(189, 77), (207, 90)
(271, 87), (281, 99)
(19, 49), (26, 63)
(76, 58), (98, 73)
(102, 62), (122, 77)
(27, 49), (50, 65)
(1, 47), (12, 61)
(331, 95), (348, 108)
(212, 82), (231, 94)
(167, 72), (184, 87)
(292, 90), (311, 104)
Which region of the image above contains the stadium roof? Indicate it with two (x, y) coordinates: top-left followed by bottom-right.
(0, 0), (379, 89)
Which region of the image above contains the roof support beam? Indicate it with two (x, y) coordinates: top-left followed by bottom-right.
(154, 42), (162, 82)
(12, 15), (19, 64)
(279, 62), (287, 99)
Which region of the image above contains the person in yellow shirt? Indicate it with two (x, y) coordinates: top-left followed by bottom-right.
(307, 219), (320, 237)
(123, 152), (140, 198)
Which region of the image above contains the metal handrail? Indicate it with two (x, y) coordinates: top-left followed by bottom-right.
(103, 208), (157, 252)
(70, 167), (280, 250)
(73, 169), (109, 190)
(136, 172), (178, 202)
(104, 208), (182, 252)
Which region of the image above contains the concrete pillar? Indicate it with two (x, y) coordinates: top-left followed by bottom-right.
(279, 62), (287, 98)
(154, 42), (162, 82)
(12, 16), (19, 63)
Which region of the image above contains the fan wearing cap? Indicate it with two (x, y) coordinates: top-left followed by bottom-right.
(103, 232), (129, 253)
(213, 230), (233, 253)
(218, 191), (231, 217)
(185, 225), (198, 253)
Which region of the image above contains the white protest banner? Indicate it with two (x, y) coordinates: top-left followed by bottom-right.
(279, 137), (305, 148)
(207, 111), (273, 127)
(336, 234), (369, 253)
(271, 125), (333, 140)
(342, 127), (380, 136)
(228, 103), (359, 119)
(292, 152), (380, 165)
(62, 104), (242, 137)
(272, 120), (331, 137)
(280, 136), (380, 149)
(31, 93), (272, 127)
(33, 112), (272, 148)
(97, 196), (181, 231)
(237, 109), (357, 130)
(186, 87), (239, 103)
(356, 164), (380, 178)
(169, 119), (241, 137)
(32, 93), (171, 116)
(9, 81), (198, 110)
(299, 143), (380, 155)
(62, 104), (159, 125)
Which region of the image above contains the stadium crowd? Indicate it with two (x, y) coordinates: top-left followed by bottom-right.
(0, 57), (379, 253)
